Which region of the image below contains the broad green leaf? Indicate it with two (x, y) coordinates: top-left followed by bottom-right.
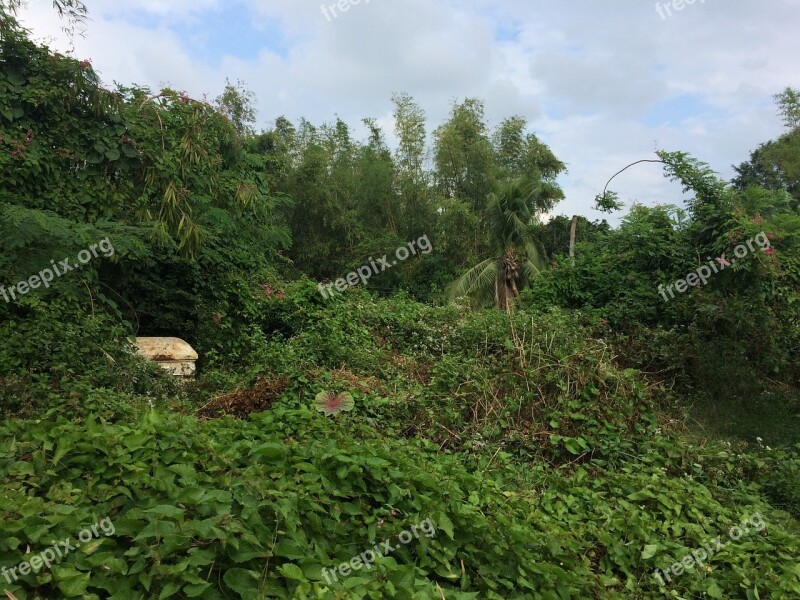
(436, 513), (455, 540)
(158, 581), (181, 599)
(223, 568), (260, 595)
(135, 521), (177, 539)
(279, 563), (306, 581)
(184, 581), (212, 597)
(641, 544), (659, 559)
(144, 505), (185, 518)
(56, 572), (90, 597)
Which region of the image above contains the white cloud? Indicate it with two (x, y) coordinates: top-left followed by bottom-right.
(14, 0), (800, 223)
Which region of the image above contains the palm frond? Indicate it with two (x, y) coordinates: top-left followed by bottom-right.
(447, 258), (498, 307)
(521, 257), (542, 281)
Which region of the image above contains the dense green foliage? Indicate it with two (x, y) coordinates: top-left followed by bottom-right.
(2, 292), (800, 598)
(1, 4), (799, 599)
(734, 88), (800, 205)
(0, 7), (291, 414)
(528, 150), (800, 399)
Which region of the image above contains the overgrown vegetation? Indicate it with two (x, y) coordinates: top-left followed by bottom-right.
(1, 3), (799, 599)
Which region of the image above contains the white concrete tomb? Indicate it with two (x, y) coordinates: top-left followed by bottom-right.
(135, 337), (198, 378)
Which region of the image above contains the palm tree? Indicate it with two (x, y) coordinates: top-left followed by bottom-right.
(448, 178), (560, 311)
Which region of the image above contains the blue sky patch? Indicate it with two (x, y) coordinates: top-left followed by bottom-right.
(641, 94), (715, 127)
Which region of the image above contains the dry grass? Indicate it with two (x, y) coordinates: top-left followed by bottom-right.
(196, 377), (288, 419)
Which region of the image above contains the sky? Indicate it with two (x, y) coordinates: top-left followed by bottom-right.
(15, 0), (800, 223)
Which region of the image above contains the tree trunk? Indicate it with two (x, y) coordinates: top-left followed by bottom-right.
(569, 215), (578, 267)
(497, 251), (520, 312)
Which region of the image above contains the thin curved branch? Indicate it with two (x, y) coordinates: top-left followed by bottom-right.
(601, 159), (670, 198)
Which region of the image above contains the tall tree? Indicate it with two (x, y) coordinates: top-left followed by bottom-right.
(392, 93), (432, 239)
(283, 119), (341, 276)
(448, 179), (559, 310)
(433, 98), (495, 212)
(215, 79), (258, 137)
(252, 116), (296, 191)
(776, 86), (800, 130)
(353, 118), (400, 238)
(536, 215), (610, 260)
(493, 116), (566, 184)
(733, 87), (800, 205)
(732, 135), (800, 204)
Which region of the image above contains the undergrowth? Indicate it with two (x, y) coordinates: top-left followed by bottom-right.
(1, 289), (800, 598)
